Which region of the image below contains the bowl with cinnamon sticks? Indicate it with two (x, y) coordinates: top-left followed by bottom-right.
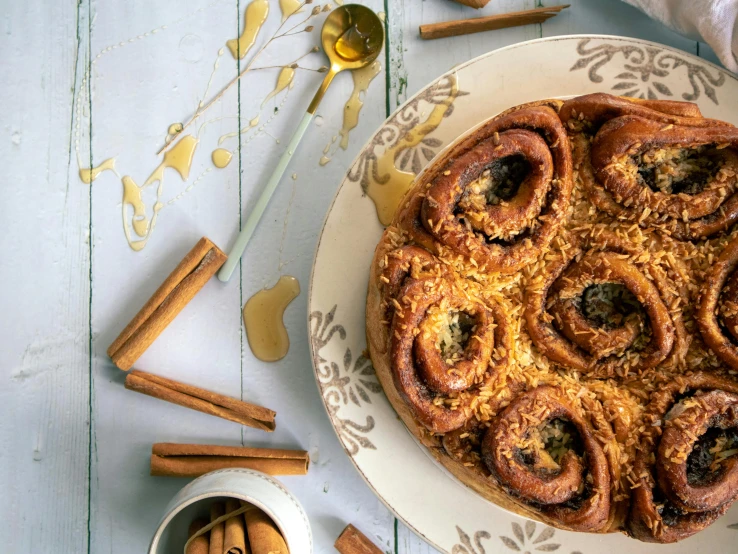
(148, 468), (311, 554)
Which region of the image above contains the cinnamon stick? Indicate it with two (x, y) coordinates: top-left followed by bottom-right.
(335, 524), (382, 554)
(419, 5), (569, 40)
(452, 0), (490, 7)
(125, 370), (276, 431)
(224, 499), (248, 554)
(245, 507), (288, 554)
(209, 502), (225, 554)
(187, 518), (210, 554)
(107, 237), (227, 370)
(150, 443), (309, 477)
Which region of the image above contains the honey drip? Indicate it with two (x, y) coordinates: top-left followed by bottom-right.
(340, 61), (381, 149)
(262, 67), (296, 107)
(212, 148), (233, 168)
(279, 0), (303, 23)
(120, 135), (199, 251)
(145, 135), (199, 185)
(121, 176), (162, 251)
(79, 157), (117, 184)
(319, 61), (381, 166)
(368, 76), (460, 225)
(243, 276), (300, 362)
(226, 0), (269, 60)
(219, 116), (260, 145)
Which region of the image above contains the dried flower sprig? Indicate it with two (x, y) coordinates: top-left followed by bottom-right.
(156, 1), (326, 155)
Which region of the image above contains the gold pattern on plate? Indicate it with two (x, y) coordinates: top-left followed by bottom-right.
(368, 76), (460, 225)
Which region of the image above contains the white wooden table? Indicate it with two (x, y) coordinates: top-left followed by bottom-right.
(0, 1), (725, 552)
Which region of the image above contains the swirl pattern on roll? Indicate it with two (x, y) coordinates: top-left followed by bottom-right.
(698, 234), (738, 370)
(481, 386), (617, 531)
(561, 93), (738, 239)
(628, 374), (738, 543)
(412, 106), (573, 273)
(380, 247), (512, 433)
(525, 231), (686, 377)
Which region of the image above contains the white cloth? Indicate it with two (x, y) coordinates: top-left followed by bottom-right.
(622, 0), (738, 72)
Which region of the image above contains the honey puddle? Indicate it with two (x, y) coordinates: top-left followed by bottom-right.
(79, 157), (117, 184)
(319, 61), (381, 166)
(211, 148), (233, 168)
(262, 66), (295, 107)
(368, 76), (461, 225)
(243, 275), (300, 362)
(279, 0), (303, 22)
(227, 0), (269, 60)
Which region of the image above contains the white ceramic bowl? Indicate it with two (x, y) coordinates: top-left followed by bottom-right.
(148, 468), (312, 554)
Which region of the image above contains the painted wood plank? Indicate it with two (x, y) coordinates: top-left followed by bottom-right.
(387, 0), (541, 108)
(0, 0), (92, 552)
(86, 1), (244, 552)
(232, 1), (398, 551)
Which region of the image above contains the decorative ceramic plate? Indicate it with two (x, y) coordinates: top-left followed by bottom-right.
(308, 35), (738, 552)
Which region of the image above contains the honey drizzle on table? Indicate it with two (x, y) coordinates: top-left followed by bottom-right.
(262, 66), (295, 107)
(320, 60), (382, 166)
(226, 0), (269, 59)
(120, 135), (199, 251)
(79, 157), (117, 184)
(278, 0), (303, 23)
(243, 276), (301, 362)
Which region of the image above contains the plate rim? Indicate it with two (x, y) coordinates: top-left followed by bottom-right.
(306, 33), (738, 551)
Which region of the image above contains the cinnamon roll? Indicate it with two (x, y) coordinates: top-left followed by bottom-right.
(399, 105), (573, 273)
(481, 386), (617, 531)
(562, 94), (738, 239)
(698, 234), (738, 369)
(628, 373), (738, 543)
(525, 231), (686, 377)
(389, 275), (512, 433)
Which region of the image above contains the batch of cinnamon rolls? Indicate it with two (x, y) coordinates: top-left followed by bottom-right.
(365, 93), (738, 543)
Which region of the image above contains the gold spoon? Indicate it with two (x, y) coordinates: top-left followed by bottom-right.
(218, 4), (385, 282)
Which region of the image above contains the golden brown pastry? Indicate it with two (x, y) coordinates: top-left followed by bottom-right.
(365, 94), (738, 541)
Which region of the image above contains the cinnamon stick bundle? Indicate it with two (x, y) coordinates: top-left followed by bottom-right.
(335, 524), (383, 554)
(419, 5), (569, 40)
(125, 370), (276, 431)
(208, 503), (225, 554)
(187, 519), (210, 554)
(224, 499), (247, 554)
(245, 506), (288, 554)
(107, 237), (227, 371)
(150, 443), (309, 477)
